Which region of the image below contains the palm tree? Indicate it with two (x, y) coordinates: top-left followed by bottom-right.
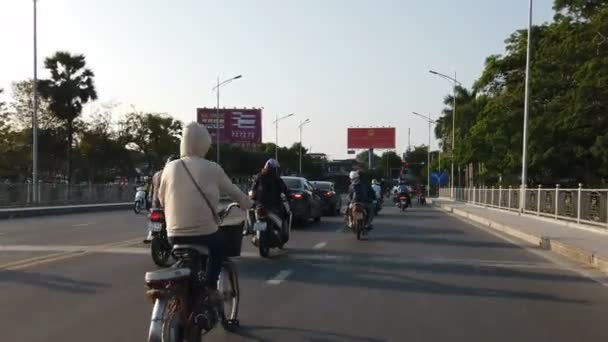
(38, 51), (97, 183)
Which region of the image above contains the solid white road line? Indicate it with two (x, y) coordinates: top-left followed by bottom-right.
(72, 223), (93, 227)
(266, 269), (293, 285)
(313, 242), (327, 249)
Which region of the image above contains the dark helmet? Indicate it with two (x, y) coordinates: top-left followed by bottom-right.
(263, 158), (281, 176)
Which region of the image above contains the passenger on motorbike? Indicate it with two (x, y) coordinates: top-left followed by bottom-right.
(371, 179), (382, 201)
(248, 159), (290, 237)
(158, 122), (252, 307)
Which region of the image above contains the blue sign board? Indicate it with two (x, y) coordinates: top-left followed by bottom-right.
(431, 172), (449, 185)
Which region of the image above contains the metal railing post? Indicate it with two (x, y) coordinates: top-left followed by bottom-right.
(498, 186), (502, 209)
(577, 183), (582, 224)
(537, 184), (541, 216)
(555, 184), (560, 219)
(508, 186), (512, 210)
(473, 186), (476, 204)
(491, 186), (495, 206)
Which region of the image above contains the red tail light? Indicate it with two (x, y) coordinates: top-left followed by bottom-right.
(323, 191), (334, 197)
(256, 207), (268, 218)
(150, 210), (165, 222)
(291, 193), (304, 200)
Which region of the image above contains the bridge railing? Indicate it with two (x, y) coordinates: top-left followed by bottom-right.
(439, 185), (608, 229)
(0, 181), (252, 209)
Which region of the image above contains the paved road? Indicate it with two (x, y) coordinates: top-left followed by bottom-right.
(1, 205), (608, 341)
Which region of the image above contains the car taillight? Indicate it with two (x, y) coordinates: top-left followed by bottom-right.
(256, 207), (268, 218)
(150, 210), (165, 222)
(291, 193), (303, 200)
(323, 191), (334, 197)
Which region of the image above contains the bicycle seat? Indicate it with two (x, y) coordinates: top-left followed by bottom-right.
(172, 244), (210, 255)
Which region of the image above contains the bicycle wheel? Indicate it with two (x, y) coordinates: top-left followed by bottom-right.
(218, 261), (240, 328)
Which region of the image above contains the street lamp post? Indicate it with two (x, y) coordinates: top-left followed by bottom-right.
(212, 74), (242, 164)
(273, 113), (295, 161)
(429, 69), (460, 198)
(298, 118), (311, 175)
(32, 0), (39, 202)
(412, 112), (436, 198)
(521, 0), (533, 211)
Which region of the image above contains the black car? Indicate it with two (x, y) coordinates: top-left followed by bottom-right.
(311, 181), (342, 216)
(282, 176), (323, 223)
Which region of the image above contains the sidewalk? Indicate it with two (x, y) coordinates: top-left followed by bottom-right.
(431, 198), (608, 275)
(0, 202), (132, 219)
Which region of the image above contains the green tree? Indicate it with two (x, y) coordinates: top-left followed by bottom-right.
(121, 111), (183, 173)
(376, 151), (402, 179)
(8, 80), (58, 130)
(38, 51), (98, 183)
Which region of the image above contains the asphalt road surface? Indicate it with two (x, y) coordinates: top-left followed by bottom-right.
(1, 203), (608, 342)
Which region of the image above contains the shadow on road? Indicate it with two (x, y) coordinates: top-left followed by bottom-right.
(368, 235), (518, 248)
(0, 270), (109, 294)
(236, 247), (591, 304)
(228, 325), (386, 342)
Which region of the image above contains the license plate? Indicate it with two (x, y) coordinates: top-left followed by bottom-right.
(353, 212), (363, 220)
(148, 222), (162, 232)
(253, 221), (267, 231)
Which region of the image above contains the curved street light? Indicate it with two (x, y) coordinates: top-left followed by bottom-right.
(298, 118), (311, 175)
(273, 113), (295, 161)
(412, 112), (437, 198)
(212, 74), (243, 164)
(429, 69), (460, 197)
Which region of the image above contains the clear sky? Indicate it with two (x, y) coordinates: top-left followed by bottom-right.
(0, 0), (555, 159)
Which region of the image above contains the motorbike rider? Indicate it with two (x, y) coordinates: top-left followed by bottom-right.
(143, 155), (179, 243)
(347, 170), (369, 228)
(354, 162), (376, 229)
(151, 155), (179, 209)
(371, 179), (382, 201)
(158, 122), (252, 312)
(247, 159), (290, 237)
(395, 178), (412, 206)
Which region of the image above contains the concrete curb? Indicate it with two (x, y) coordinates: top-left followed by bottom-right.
(0, 203), (132, 219)
(430, 199), (608, 276)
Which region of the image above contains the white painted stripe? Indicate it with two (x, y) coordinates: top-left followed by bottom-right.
(72, 223), (93, 227)
(266, 269), (293, 285)
(313, 242), (327, 249)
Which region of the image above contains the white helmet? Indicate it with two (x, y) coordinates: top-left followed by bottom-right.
(349, 171), (360, 180)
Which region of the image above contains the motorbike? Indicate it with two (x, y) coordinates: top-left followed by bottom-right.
(248, 200), (292, 258)
(418, 193), (427, 206)
(147, 208), (173, 267)
(398, 193), (411, 212)
(374, 197), (383, 215)
(145, 203), (242, 342)
(350, 202), (368, 240)
(134, 186), (148, 214)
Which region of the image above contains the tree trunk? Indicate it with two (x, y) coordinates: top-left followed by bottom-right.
(66, 120), (73, 184)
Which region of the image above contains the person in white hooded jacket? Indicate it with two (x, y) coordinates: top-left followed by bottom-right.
(159, 122), (252, 298)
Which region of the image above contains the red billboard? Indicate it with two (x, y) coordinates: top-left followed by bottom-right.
(347, 127), (396, 149)
(197, 108), (262, 146)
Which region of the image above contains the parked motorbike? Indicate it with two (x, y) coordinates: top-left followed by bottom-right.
(145, 203), (242, 342)
(147, 208), (173, 267)
(350, 202), (368, 240)
(134, 186), (148, 214)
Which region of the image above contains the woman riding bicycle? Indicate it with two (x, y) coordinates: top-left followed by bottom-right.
(158, 122), (252, 306)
